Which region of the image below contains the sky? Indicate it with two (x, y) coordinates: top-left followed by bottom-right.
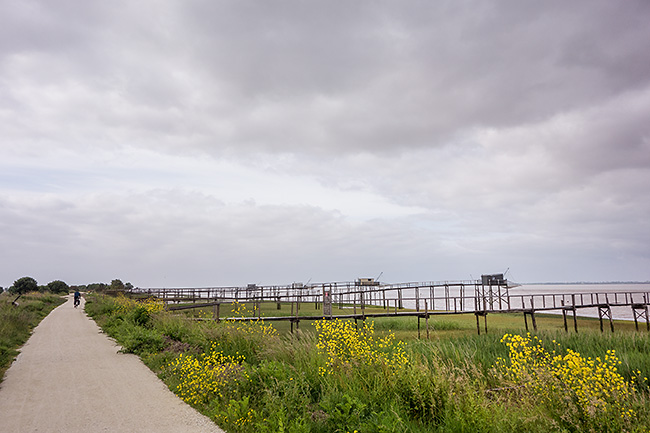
(1, 0), (650, 288)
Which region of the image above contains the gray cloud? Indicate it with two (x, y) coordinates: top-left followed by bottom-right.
(1, 0), (649, 286)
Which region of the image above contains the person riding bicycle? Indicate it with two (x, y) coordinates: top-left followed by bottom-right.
(74, 290), (81, 307)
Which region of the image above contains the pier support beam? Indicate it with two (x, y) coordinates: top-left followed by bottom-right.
(475, 311), (488, 335)
(523, 310), (537, 332)
(598, 304), (614, 333)
(632, 303), (650, 332)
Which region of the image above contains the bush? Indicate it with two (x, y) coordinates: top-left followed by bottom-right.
(10, 276), (38, 296)
(47, 280), (69, 294)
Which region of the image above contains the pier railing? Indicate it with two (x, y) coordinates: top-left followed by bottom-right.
(131, 281), (650, 334)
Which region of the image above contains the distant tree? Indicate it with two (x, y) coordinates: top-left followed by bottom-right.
(87, 283), (108, 292)
(11, 276), (38, 303)
(110, 279), (125, 291)
(0, 286), (4, 294)
(125, 282), (134, 291)
(48, 280), (70, 294)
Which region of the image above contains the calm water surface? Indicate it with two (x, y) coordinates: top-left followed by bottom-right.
(510, 283), (650, 321)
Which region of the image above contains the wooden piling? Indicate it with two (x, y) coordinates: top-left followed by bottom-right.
(528, 297), (538, 332)
(608, 305), (614, 333)
(425, 300), (430, 340)
(213, 303), (220, 322)
(572, 308), (578, 333)
(598, 305), (604, 332)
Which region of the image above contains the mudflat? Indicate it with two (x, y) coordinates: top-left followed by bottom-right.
(0, 296), (224, 433)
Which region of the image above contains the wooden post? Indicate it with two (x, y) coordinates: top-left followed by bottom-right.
(425, 300), (430, 340)
(398, 289), (403, 309)
(604, 294), (613, 333)
(531, 310), (537, 332)
(476, 313), (481, 335)
(213, 303), (221, 322)
(633, 305), (639, 331)
(484, 313), (488, 334)
(417, 315), (421, 339)
(361, 290), (365, 317)
(598, 306), (604, 332)
(524, 312), (529, 331)
(645, 294), (650, 332)
(572, 305), (578, 332)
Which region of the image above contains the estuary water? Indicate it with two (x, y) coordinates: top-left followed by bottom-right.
(393, 282), (650, 321)
(509, 283), (650, 321)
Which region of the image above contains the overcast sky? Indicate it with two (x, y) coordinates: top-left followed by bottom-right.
(1, 0), (649, 288)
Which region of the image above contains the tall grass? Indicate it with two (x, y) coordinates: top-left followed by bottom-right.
(0, 292), (66, 381)
(86, 294), (650, 432)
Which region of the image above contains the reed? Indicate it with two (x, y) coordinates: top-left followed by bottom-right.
(86, 294), (650, 432)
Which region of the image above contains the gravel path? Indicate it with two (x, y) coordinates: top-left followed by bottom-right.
(0, 295), (225, 433)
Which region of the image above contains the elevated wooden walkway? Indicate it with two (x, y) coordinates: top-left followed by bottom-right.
(133, 278), (650, 335)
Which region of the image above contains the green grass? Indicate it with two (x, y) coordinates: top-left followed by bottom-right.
(0, 292), (66, 381)
(85, 294), (650, 432)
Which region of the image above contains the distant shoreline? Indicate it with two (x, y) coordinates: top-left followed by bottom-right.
(523, 281), (650, 285)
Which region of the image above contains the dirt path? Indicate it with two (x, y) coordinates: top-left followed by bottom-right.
(0, 295), (225, 433)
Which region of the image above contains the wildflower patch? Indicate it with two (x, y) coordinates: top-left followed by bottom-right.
(167, 343), (249, 406)
(314, 319), (408, 375)
(496, 333), (639, 423)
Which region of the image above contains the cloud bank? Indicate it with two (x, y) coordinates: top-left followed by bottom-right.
(1, 0), (649, 287)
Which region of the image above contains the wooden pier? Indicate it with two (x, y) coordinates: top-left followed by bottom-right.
(132, 276), (650, 335)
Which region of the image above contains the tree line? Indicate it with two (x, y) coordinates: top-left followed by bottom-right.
(1, 277), (134, 303)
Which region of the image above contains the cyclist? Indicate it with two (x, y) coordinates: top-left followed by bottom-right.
(74, 290), (81, 308)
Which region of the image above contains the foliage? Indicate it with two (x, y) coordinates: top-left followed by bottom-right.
(86, 282), (109, 292)
(47, 280), (70, 294)
(110, 279), (125, 291)
(10, 276), (38, 296)
(85, 295), (650, 433)
(314, 318), (408, 376)
(167, 343), (248, 406)
(495, 333), (645, 431)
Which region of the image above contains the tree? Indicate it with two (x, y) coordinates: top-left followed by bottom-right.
(110, 279), (125, 291)
(87, 283), (108, 292)
(48, 280), (70, 294)
(11, 276), (38, 303)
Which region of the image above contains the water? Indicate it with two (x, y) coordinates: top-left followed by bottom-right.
(509, 283), (650, 321)
(387, 283), (650, 321)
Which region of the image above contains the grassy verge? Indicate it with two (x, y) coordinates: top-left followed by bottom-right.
(86, 294), (650, 432)
(0, 291), (66, 381)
